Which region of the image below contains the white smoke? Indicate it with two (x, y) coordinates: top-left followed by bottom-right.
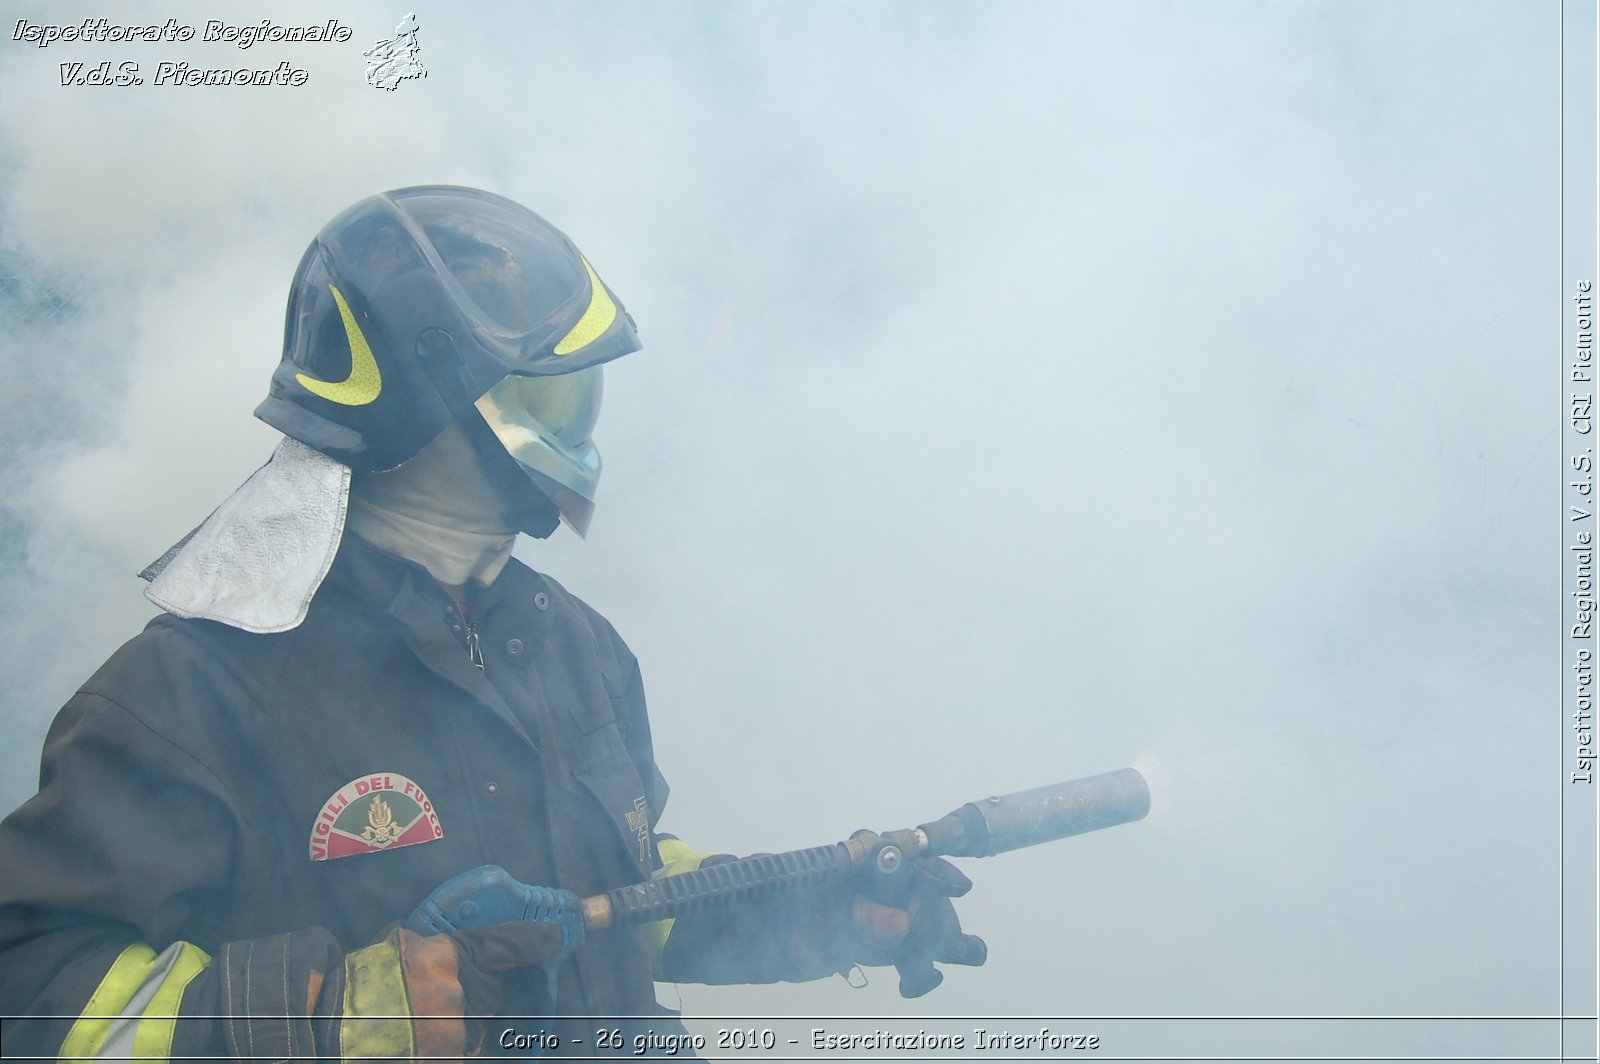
(0, 0), (1560, 1051)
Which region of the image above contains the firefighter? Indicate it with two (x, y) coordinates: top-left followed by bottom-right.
(0, 186), (984, 1061)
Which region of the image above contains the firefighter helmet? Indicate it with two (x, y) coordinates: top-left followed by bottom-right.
(255, 185), (639, 478)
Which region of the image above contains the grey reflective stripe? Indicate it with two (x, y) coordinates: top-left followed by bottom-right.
(92, 942), (186, 1062)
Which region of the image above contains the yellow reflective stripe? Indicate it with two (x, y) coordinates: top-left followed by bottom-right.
(643, 918), (674, 981)
(59, 941), (213, 1063)
(60, 943), (152, 1061)
(552, 258), (618, 356)
(656, 837), (715, 876)
(130, 944), (208, 1063)
(340, 931), (414, 1061)
(648, 838), (718, 980)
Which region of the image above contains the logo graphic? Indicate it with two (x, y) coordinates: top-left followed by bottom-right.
(294, 284), (382, 406)
(361, 793), (400, 846)
(310, 773), (443, 861)
(364, 13), (426, 91)
(624, 795), (650, 865)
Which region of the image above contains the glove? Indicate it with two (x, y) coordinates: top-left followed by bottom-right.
(798, 830), (987, 997)
(658, 834), (986, 997)
(887, 856), (989, 994)
(407, 864), (585, 1015)
(408, 865), (585, 954)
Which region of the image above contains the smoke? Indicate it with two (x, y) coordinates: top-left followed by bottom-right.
(0, 0), (1559, 1052)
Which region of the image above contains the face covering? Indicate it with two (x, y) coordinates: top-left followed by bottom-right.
(345, 422), (519, 587)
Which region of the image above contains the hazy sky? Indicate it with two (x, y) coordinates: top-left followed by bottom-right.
(0, 1), (1570, 1056)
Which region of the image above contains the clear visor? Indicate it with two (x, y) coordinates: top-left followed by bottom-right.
(473, 367), (603, 535)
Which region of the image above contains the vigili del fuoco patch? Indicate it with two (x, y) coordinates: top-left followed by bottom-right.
(309, 773), (443, 861)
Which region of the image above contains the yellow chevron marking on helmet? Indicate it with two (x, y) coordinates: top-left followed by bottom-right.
(295, 284), (383, 406)
(553, 257), (617, 356)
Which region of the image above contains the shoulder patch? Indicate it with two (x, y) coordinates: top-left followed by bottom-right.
(310, 773), (443, 861)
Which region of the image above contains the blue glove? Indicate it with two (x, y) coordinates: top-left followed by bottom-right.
(406, 865), (585, 1006)
(409, 866), (584, 951)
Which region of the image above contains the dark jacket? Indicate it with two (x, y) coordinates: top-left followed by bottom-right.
(0, 535), (678, 1058)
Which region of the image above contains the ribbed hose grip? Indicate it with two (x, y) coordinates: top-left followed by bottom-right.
(603, 844), (853, 926)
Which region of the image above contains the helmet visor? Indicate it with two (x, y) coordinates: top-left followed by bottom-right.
(473, 367), (603, 535)
(402, 191), (575, 334)
(392, 188), (629, 370)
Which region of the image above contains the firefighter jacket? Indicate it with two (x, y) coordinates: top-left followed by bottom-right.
(0, 535), (684, 1059)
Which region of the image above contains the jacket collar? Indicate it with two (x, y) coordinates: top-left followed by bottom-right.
(316, 534), (556, 748)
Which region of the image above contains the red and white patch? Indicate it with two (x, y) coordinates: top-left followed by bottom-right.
(309, 773), (444, 861)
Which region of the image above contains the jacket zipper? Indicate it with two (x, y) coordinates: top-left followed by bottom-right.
(447, 601), (486, 671)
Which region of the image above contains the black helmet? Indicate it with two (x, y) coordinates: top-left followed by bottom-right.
(255, 185), (639, 473)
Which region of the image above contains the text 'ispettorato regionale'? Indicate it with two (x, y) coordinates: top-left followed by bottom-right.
(12, 18), (353, 88)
